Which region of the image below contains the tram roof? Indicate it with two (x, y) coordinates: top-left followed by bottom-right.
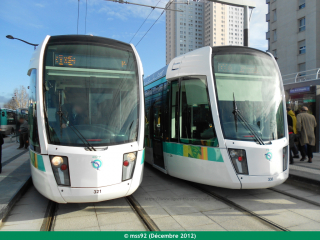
(48, 35), (133, 51)
(143, 65), (168, 87)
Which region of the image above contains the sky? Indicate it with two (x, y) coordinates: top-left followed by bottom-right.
(0, 0), (268, 107)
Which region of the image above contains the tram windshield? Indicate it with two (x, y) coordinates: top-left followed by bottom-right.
(212, 48), (285, 142)
(43, 43), (139, 147)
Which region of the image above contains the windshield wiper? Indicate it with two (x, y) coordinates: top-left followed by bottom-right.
(232, 93), (265, 145)
(56, 91), (96, 151)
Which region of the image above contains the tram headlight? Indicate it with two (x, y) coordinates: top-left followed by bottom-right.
(122, 152), (137, 181)
(228, 149), (249, 175)
(51, 156), (63, 167)
(50, 155), (70, 186)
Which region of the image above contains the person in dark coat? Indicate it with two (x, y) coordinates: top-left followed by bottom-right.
(288, 126), (296, 164)
(0, 133), (4, 173)
(17, 117), (29, 149)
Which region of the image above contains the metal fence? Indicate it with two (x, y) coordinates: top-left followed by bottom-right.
(282, 68), (320, 85)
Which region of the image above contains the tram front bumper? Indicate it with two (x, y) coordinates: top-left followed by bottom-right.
(239, 170), (289, 189)
(57, 180), (134, 203)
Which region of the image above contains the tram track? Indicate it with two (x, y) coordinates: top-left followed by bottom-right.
(190, 183), (290, 231)
(268, 187), (320, 208)
(41, 201), (57, 231)
(126, 196), (160, 231)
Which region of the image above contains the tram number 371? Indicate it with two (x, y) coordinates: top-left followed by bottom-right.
(268, 177), (273, 181)
(94, 190), (102, 194)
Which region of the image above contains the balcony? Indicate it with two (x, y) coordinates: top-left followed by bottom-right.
(266, 13), (270, 22)
(282, 68), (320, 85)
(266, 31), (270, 40)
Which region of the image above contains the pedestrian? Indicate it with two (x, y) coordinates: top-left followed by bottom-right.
(296, 106), (317, 163)
(287, 107), (299, 158)
(288, 126), (296, 164)
(17, 117), (29, 149)
(0, 133), (3, 173)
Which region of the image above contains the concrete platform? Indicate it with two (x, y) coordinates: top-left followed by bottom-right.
(0, 140), (31, 225)
(289, 152), (320, 184)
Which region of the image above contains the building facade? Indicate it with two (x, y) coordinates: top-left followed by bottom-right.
(266, 0), (320, 152)
(166, 0), (244, 64)
(266, 0), (320, 76)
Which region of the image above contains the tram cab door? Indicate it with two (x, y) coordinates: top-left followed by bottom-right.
(151, 101), (165, 169)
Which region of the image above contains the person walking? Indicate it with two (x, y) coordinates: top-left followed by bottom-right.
(287, 107), (299, 158)
(17, 117), (29, 149)
(296, 106), (317, 163)
(0, 133), (3, 173)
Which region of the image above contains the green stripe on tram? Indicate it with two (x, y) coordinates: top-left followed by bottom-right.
(163, 142), (224, 162)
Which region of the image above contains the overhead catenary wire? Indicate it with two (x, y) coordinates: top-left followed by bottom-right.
(77, 0), (80, 34)
(135, 0), (173, 47)
(129, 0), (161, 43)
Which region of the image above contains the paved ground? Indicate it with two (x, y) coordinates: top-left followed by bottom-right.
(0, 186), (48, 231)
(0, 138), (30, 225)
(52, 198), (147, 231)
(289, 152), (320, 183)
(133, 167), (275, 231)
(1, 135), (320, 231)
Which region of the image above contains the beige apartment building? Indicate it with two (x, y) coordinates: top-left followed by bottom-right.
(266, 0), (320, 76)
(166, 0), (244, 64)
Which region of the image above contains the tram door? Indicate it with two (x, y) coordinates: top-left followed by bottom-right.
(151, 95), (165, 169)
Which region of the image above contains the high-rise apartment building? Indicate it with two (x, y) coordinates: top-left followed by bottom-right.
(204, 2), (244, 47)
(166, 0), (244, 64)
(266, 0), (320, 75)
(166, 0), (205, 64)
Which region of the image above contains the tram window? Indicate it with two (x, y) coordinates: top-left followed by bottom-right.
(170, 81), (179, 141)
(43, 43), (139, 147)
(29, 69), (41, 152)
(179, 76), (218, 147)
(1, 112), (4, 117)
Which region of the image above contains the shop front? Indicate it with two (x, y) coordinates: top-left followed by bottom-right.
(285, 85), (319, 152)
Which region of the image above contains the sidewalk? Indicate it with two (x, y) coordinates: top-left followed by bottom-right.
(0, 138), (31, 225)
(289, 152), (320, 185)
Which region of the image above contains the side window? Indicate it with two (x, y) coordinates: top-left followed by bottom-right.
(29, 69), (41, 152)
(179, 76), (218, 147)
(170, 81), (179, 141)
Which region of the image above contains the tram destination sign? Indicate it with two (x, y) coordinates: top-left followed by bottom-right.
(217, 63), (262, 75)
(53, 53), (130, 70)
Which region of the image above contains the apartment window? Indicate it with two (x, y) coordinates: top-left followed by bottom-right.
(299, 0), (305, 9)
(299, 40), (306, 54)
(299, 17), (306, 32)
(273, 29), (277, 41)
(273, 9), (277, 21)
(298, 63), (306, 75)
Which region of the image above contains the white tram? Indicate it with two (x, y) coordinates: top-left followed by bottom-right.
(28, 35), (145, 203)
(144, 46), (288, 189)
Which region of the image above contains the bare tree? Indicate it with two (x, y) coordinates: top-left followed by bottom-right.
(3, 86), (29, 110)
(3, 98), (16, 109)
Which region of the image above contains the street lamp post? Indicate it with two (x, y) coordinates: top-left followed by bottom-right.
(6, 35), (38, 49)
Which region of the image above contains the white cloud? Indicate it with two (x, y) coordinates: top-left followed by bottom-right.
(35, 3), (45, 8)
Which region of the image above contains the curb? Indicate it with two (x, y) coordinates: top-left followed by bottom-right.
(0, 176), (32, 226)
(289, 173), (320, 186)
